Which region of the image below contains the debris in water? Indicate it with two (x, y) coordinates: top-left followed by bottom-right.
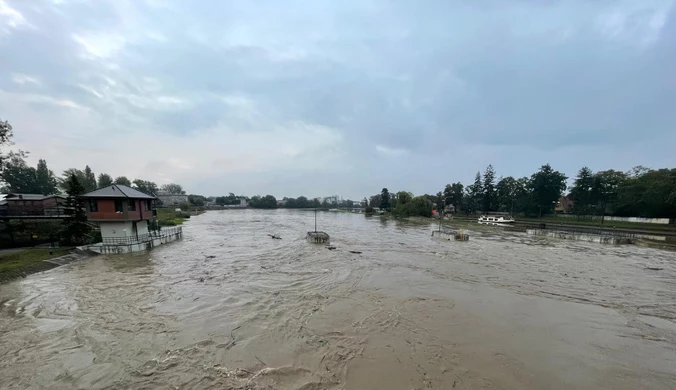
(349, 250), (362, 254)
(645, 267), (664, 271)
(198, 277), (205, 282)
(205, 255), (216, 259)
(327, 246), (337, 250)
(267, 234), (282, 239)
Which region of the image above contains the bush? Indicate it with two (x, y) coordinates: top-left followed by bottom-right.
(392, 196), (433, 218)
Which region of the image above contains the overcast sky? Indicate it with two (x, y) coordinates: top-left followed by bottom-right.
(1, 0), (675, 199)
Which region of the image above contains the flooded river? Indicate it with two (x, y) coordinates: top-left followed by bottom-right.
(1, 210), (676, 389)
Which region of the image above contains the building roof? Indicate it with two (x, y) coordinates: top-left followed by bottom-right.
(81, 184), (156, 199)
(4, 193), (47, 200)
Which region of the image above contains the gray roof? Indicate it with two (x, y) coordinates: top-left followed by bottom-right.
(5, 193), (47, 200)
(81, 184), (156, 199)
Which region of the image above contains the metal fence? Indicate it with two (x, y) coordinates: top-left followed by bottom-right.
(539, 227), (638, 239)
(101, 227), (183, 245)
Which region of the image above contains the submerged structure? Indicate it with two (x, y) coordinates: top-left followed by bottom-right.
(80, 184), (182, 254)
(527, 228), (634, 245)
(432, 212), (469, 241)
(432, 229), (469, 241)
(306, 200), (330, 244)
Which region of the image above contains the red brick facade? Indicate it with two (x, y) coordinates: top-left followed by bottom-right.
(86, 198), (154, 221)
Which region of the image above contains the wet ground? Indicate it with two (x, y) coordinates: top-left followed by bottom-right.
(1, 210), (675, 389)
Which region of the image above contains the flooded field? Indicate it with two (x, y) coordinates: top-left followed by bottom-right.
(1, 210), (675, 389)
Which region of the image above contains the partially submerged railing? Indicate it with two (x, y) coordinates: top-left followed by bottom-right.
(101, 227), (183, 245)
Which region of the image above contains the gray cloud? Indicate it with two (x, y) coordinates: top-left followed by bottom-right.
(1, 0), (675, 198)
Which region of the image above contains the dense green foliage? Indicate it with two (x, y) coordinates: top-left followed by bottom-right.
(215, 193), (242, 205)
(160, 183), (185, 194)
(114, 176), (132, 186)
(0, 154), (58, 194)
(62, 174), (91, 245)
(97, 173), (113, 187)
(249, 195), (278, 209)
(392, 195), (433, 217)
(568, 167), (676, 218)
(380, 188), (391, 211)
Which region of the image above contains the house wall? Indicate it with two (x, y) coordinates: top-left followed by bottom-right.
(100, 221), (135, 238)
(87, 199), (153, 221)
(6, 199), (44, 215)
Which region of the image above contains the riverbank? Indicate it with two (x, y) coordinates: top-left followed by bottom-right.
(156, 208), (204, 226)
(0, 248), (71, 284)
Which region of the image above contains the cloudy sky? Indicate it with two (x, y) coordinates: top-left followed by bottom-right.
(1, 0), (674, 199)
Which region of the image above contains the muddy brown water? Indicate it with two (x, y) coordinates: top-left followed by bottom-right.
(1, 210), (675, 389)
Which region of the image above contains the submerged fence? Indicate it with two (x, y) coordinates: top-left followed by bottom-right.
(101, 227), (183, 245)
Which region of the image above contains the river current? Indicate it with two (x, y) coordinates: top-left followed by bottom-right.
(1, 210), (675, 389)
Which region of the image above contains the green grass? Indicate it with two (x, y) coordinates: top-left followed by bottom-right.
(156, 208), (192, 226)
(0, 248), (70, 275)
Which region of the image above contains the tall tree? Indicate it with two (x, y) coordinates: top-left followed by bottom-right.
(495, 176), (518, 213)
(114, 176), (131, 186)
(97, 173), (113, 187)
(483, 164), (496, 212)
(160, 183), (185, 194)
(396, 191), (413, 205)
(132, 179), (158, 195)
(465, 172), (483, 214)
(83, 165), (97, 192)
(569, 167), (595, 216)
(449, 182), (464, 212)
(62, 174), (90, 245)
(0, 152), (39, 193)
(592, 169), (628, 215)
(59, 168), (86, 192)
(528, 164), (568, 217)
(380, 188), (391, 211)
(369, 194), (382, 209)
(35, 159), (58, 195)
(0, 118), (18, 169)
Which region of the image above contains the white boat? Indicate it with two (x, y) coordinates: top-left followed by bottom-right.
(478, 215), (515, 224)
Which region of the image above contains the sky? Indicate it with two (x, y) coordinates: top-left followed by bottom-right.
(1, 0), (675, 199)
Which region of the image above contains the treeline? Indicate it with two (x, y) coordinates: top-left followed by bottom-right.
(366, 163), (676, 219)
(568, 166), (676, 219)
(0, 152), (186, 197)
(365, 189), (435, 218)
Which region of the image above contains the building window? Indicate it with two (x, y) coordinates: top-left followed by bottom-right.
(89, 200), (98, 212)
(144, 200), (151, 211)
(128, 200), (136, 211)
(114, 200), (124, 212)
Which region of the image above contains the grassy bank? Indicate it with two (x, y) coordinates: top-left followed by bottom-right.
(156, 208), (191, 226)
(0, 248), (71, 282)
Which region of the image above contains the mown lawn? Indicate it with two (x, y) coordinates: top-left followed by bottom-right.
(0, 248), (70, 275)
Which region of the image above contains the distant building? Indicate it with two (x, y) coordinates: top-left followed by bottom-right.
(0, 193), (67, 216)
(156, 191), (189, 207)
(223, 198), (247, 208)
(555, 196), (574, 213)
